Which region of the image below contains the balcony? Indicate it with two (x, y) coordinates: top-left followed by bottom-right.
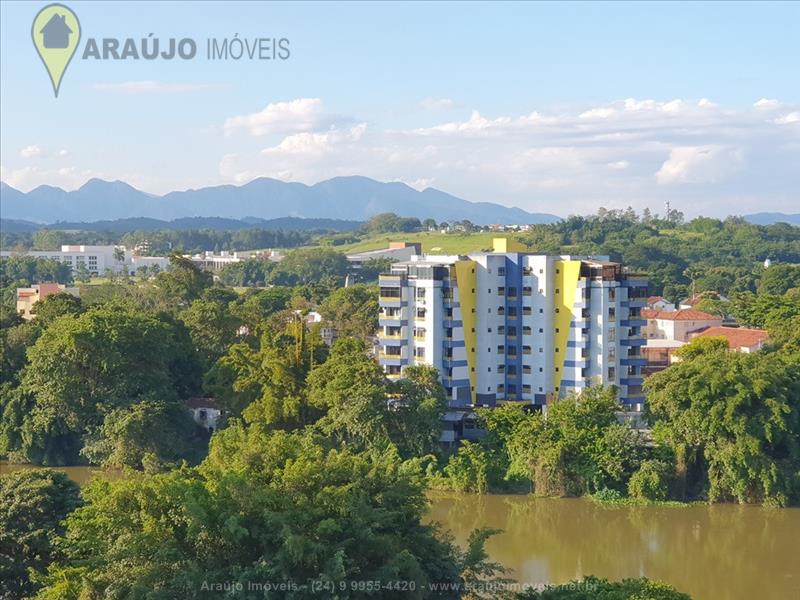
(621, 377), (644, 387)
(620, 357), (647, 367)
(621, 318), (647, 327)
(620, 338), (646, 347)
(621, 299), (647, 308)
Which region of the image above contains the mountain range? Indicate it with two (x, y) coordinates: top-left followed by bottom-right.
(0, 177), (560, 225)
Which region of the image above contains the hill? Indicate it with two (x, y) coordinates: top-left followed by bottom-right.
(0, 177), (560, 225)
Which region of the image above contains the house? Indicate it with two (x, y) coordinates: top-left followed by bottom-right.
(40, 13), (72, 49)
(694, 326), (769, 353)
(646, 295), (675, 311)
(679, 292), (728, 309)
(642, 339), (686, 375)
(185, 398), (221, 432)
(439, 410), (484, 450)
(642, 308), (723, 342)
(16, 283), (80, 320)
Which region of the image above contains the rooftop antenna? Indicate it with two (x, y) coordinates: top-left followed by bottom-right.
(664, 199), (671, 221)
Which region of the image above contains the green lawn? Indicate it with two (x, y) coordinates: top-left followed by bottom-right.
(321, 231), (527, 255)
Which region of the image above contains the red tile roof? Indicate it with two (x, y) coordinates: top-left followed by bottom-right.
(647, 295), (665, 303)
(642, 308), (721, 321)
(696, 327), (768, 350)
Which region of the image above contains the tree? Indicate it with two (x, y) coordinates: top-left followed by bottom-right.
(80, 398), (205, 471)
(307, 337), (391, 450)
(222, 315), (327, 429)
(0, 469), (81, 599)
(389, 365), (448, 458)
(154, 253), (212, 303)
(645, 348), (800, 506)
(758, 263), (800, 296)
(506, 388), (642, 496)
(627, 459), (674, 501)
(31, 229), (63, 251)
(34, 428), (465, 599)
(29, 292), (83, 325)
(271, 247), (350, 287)
(180, 298), (241, 367)
(4, 301), (202, 465)
(318, 284), (379, 339)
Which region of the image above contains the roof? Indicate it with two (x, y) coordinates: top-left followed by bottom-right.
(647, 295), (665, 303)
(645, 339), (686, 348)
(642, 308), (721, 321)
(695, 326), (769, 349)
(185, 397), (219, 410)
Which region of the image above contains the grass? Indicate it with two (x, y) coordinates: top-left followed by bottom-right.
(320, 231), (527, 255)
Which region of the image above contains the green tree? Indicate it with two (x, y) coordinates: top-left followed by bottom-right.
(154, 253), (213, 303)
(271, 247), (350, 287)
(80, 398), (205, 471)
(0, 469), (81, 599)
(515, 576), (691, 599)
(318, 284), (379, 339)
(180, 298), (241, 367)
(34, 428), (465, 599)
(3, 301), (202, 465)
(758, 263), (800, 296)
(29, 292), (83, 325)
(627, 459), (674, 501)
(645, 348), (800, 505)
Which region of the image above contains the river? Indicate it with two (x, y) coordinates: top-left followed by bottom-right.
(3, 462), (798, 600)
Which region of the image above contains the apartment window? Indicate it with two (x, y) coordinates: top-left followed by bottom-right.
(498, 267), (506, 276)
(498, 326), (505, 335)
(539, 347), (544, 353)
(609, 288), (616, 301)
(523, 267), (533, 275)
(498, 384), (505, 394)
(523, 385), (532, 394)
(522, 345), (532, 354)
(446, 308), (453, 318)
(539, 269), (544, 274)
(498, 306), (505, 315)
(385, 326), (401, 337)
(523, 286), (532, 296)
(508, 307), (518, 318)
(523, 307), (532, 315)
(508, 365), (517, 375)
(487, 327), (492, 333)
(608, 367), (616, 381)
(508, 326), (518, 337)
(507, 287), (517, 298)
(498, 364), (505, 373)
(497, 345), (505, 354)
(507, 347), (517, 357)
(539, 367), (543, 372)
(414, 347), (426, 359)
(608, 327), (616, 342)
(416, 308), (426, 319)
(538, 328), (544, 333)
(523, 365), (531, 374)
(498, 287), (505, 296)
(386, 365), (401, 375)
(488, 367), (492, 372)
(415, 288), (426, 299)
(539, 308), (544, 314)
(413, 327), (426, 339)
(523, 326), (532, 335)
(380, 287), (401, 298)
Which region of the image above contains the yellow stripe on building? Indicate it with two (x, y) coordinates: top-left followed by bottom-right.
(553, 259), (581, 395)
(454, 259), (477, 402)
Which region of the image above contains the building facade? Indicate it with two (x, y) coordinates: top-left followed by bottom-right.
(378, 239), (647, 410)
(16, 283), (80, 319)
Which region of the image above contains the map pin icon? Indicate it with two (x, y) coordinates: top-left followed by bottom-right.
(31, 3), (81, 97)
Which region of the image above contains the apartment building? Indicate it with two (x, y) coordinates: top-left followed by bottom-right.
(0, 245), (123, 275)
(378, 239), (647, 410)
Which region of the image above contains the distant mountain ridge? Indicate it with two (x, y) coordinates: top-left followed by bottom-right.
(742, 212), (800, 226)
(0, 216), (363, 233)
(0, 177), (561, 225)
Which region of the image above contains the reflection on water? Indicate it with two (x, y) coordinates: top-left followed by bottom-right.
(3, 463), (797, 600)
(426, 492), (800, 600)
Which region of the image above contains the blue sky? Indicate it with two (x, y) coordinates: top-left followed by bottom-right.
(1, 0), (798, 217)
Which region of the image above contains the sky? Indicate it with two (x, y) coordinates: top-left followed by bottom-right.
(1, 0), (798, 218)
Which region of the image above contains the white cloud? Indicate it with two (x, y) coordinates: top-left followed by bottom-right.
(224, 98), (325, 136)
(419, 97), (455, 110)
(754, 98), (780, 109)
(93, 81), (225, 93)
(261, 123), (367, 157)
(655, 146), (743, 185)
(697, 98), (717, 108)
(413, 110), (512, 135)
(775, 111), (799, 125)
(579, 107), (616, 120)
(20, 145), (43, 158)
(607, 160), (630, 170)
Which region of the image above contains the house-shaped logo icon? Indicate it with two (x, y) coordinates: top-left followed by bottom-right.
(40, 13), (72, 49)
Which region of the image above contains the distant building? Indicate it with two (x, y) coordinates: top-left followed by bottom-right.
(694, 326), (769, 353)
(1, 245), (126, 276)
(646, 295), (675, 311)
(346, 242), (422, 269)
(642, 308), (723, 342)
(642, 339), (685, 375)
(16, 283), (80, 320)
(186, 398), (221, 432)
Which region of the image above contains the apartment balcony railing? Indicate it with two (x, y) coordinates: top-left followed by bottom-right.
(621, 319), (647, 327)
(620, 357), (648, 367)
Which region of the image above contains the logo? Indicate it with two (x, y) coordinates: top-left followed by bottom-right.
(31, 3), (81, 97)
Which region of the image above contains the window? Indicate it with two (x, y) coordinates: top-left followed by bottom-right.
(498, 364), (505, 373)
(497, 345), (505, 354)
(387, 365), (401, 375)
(498, 326), (505, 335)
(498, 306), (505, 315)
(508, 326), (517, 337)
(413, 327), (426, 339)
(380, 287), (401, 298)
(498, 267), (506, 276)
(498, 287), (505, 296)
(609, 288), (616, 301)
(608, 366), (616, 381)
(507, 287), (517, 298)
(508, 365), (517, 375)
(609, 307), (616, 322)
(498, 384), (505, 393)
(446, 308), (453, 318)
(523, 385), (532, 394)
(523, 326), (531, 335)
(523, 307), (532, 315)
(608, 327), (616, 342)
(523, 365), (531, 374)
(416, 307), (426, 319)
(414, 347), (426, 358)
(523, 286), (532, 296)
(415, 288), (426, 299)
